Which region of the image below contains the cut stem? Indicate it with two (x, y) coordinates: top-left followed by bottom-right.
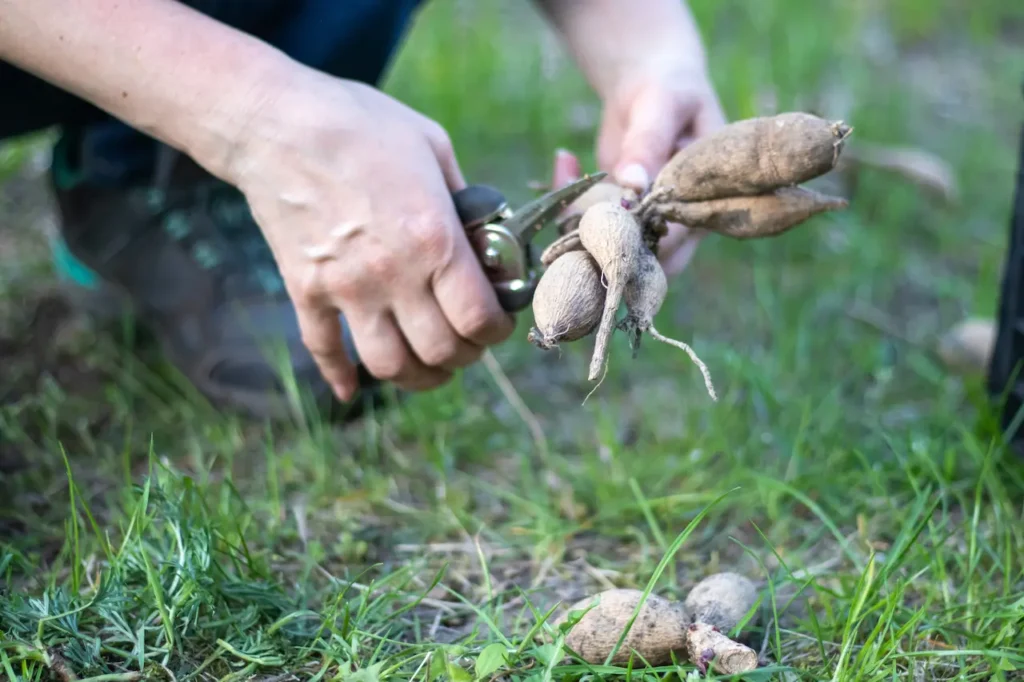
(648, 326), (718, 401)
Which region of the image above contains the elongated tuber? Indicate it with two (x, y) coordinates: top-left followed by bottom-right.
(528, 250), (605, 350)
(577, 201), (646, 381)
(650, 186), (849, 240)
(650, 112), (852, 202)
(559, 589), (689, 666)
(684, 572), (759, 633)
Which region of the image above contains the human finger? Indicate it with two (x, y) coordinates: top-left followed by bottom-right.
(550, 148), (581, 189)
(615, 88), (699, 191)
(422, 121), (467, 191)
(392, 289), (484, 371)
(432, 232), (516, 346)
(293, 302), (361, 401)
(343, 306), (452, 391)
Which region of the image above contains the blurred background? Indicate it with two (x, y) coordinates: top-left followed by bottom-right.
(0, 0), (1022, 679)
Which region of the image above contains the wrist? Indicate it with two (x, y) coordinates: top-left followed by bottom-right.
(537, 0), (710, 100)
(0, 0), (297, 184)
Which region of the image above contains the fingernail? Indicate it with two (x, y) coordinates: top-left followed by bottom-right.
(616, 163), (650, 192)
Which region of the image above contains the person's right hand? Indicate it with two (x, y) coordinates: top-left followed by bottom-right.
(219, 64), (516, 401)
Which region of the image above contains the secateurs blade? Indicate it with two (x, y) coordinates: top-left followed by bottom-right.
(451, 171), (608, 312)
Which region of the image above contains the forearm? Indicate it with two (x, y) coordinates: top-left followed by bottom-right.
(0, 0), (290, 179)
(532, 0), (709, 99)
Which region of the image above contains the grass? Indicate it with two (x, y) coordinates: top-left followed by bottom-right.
(2, 0), (1024, 680)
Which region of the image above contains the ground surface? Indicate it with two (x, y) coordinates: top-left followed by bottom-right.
(1, 0), (1024, 680)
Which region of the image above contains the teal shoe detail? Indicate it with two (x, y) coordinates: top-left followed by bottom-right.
(50, 234), (100, 290)
(50, 132), (87, 192)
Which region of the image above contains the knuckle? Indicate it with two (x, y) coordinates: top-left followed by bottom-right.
(454, 302), (503, 342)
(407, 212), (453, 262)
(418, 335), (460, 368)
(425, 121), (455, 158)
(360, 250), (400, 282)
(368, 352), (407, 382)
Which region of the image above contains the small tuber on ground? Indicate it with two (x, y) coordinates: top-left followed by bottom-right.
(556, 574), (761, 676)
(528, 111), (853, 400)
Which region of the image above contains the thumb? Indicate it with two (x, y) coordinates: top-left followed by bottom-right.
(550, 148), (582, 189)
(614, 89), (697, 192)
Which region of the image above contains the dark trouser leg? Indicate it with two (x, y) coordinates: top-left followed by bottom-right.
(0, 0), (425, 419)
(987, 81), (1024, 456)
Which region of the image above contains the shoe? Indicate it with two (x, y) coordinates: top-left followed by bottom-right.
(47, 130), (378, 421)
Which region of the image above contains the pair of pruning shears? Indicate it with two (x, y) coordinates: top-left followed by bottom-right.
(451, 171), (608, 312)
(335, 172), (608, 368)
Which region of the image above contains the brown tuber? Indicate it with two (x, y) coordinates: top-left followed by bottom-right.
(620, 247), (717, 400)
(557, 583), (760, 676)
(528, 250), (605, 350)
(577, 201), (646, 381)
(528, 110), (853, 401)
(556, 181), (640, 235)
(649, 186), (849, 240)
(684, 623), (759, 676)
(559, 589), (689, 666)
(684, 572), (759, 633)
(650, 111), (852, 202)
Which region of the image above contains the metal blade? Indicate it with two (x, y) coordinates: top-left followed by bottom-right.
(503, 171), (608, 243)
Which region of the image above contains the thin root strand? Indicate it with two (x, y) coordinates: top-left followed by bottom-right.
(648, 325), (718, 401)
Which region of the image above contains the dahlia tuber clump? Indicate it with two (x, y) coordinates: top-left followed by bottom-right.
(556, 573), (761, 676)
(529, 111), (853, 398)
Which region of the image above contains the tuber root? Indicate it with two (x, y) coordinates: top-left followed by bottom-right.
(541, 230), (585, 266)
(557, 587), (759, 676)
(650, 112), (852, 202)
(559, 589), (689, 667)
(528, 250), (605, 350)
(684, 572), (759, 633)
(649, 186), (849, 240)
(577, 201), (646, 381)
(618, 249), (717, 400)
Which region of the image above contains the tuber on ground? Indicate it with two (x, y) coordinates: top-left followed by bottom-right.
(528, 111), (853, 400)
(557, 577), (761, 676)
(684, 572), (759, 634)
(649, 112), (852, 202)
(528, 249), (606, 350)
(559, 589), (689, 667)
(647, 186), (849, 240)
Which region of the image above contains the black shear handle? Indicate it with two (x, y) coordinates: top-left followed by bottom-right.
(452, 184), (508, 228)
(451, 184), (534, 313)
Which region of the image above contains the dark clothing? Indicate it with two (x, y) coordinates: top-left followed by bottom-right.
(0, 0), (424, 183)
(987, 81), (1024, 456)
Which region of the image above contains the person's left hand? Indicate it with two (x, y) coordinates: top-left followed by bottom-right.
(553, 65), (726, 277)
